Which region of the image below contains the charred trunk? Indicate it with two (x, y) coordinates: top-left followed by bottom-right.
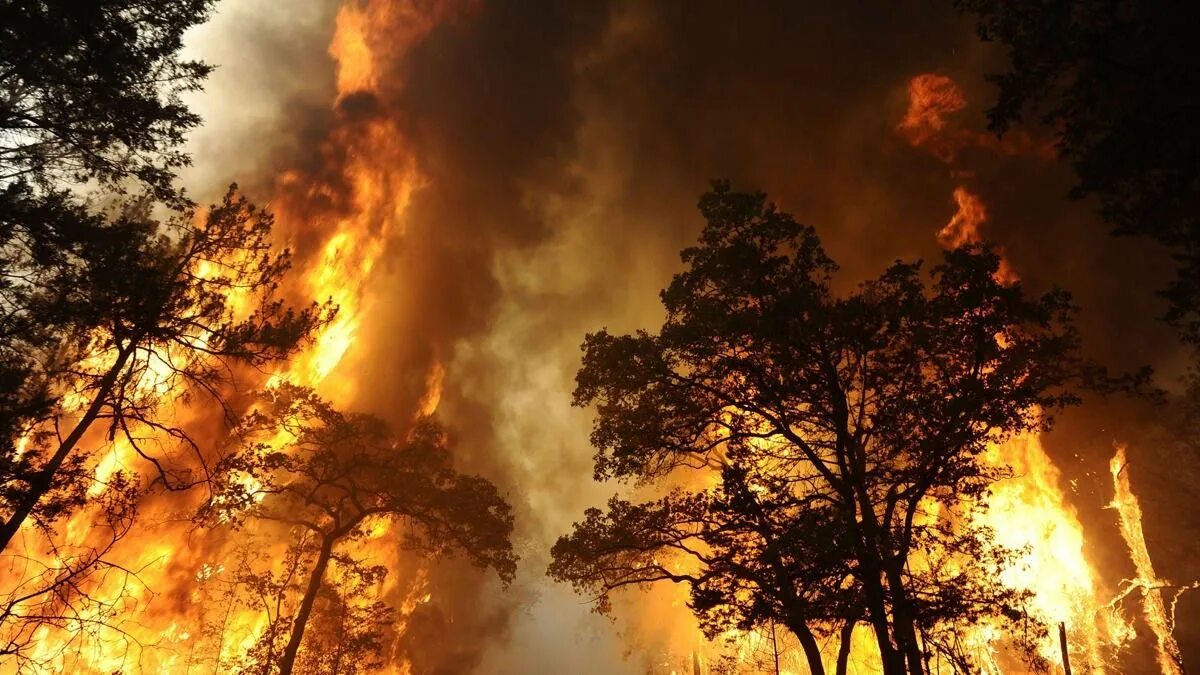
(884, 563), (926, 675)
(861, 570), (906, 675)
(835, 620), (855, 675)
(782, 612), (827, 675)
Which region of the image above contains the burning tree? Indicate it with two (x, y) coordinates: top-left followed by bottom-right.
(1, 0), (217, 464)
(0, 187), (326, 550)
(0, 186), (326, 666)
(201, 384), (517, 675)
(550, 184), (1102, 674)
(0, 1), (335, 665)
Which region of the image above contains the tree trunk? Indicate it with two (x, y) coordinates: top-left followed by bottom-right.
(783, 614), (826, 675)
(884, 565), (925, 675)
(770, 620), (781, 675)
(860, 570), (906, 675)
(836, 620), (855, 675)
(0, 344), (133, 552)
(278, 534), (335, 675)
(1058, 622), (1072, 675)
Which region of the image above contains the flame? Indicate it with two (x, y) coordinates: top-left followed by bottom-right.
(897, 73), (967, 161)
(898, 73), (1055, 163)
(0, 2), (461, 672)
(974, 434), (1130, 670)
(936, 187), (1129, 671)
(1108, 444), (1192, 675)
(938, 186), (1020, 286)
(0, 19), (1177, 675)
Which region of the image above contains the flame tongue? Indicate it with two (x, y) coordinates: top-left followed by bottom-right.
(1109, 445), (1192, 675)
(917, 99), (1130, 670)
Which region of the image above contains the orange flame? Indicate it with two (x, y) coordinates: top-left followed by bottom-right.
(0, 2), (468, 672)
(898, 73), (1055, 163)
(1108, 444), (1193, 675)
(897, 73), (967, 161)
(939, 186), (1019, 285)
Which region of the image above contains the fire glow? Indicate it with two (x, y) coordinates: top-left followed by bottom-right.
(0, 5), (1191, 675)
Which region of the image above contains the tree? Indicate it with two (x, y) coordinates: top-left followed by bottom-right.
(0, 471), (145, 672)
(957, 0), (1200, 344)
(551, 185), (1098, 674)
(0, 0), (218, 461)
(202, 385), (517, 675)
(0, 186), (327, 553)
(0, 0), (215, 197)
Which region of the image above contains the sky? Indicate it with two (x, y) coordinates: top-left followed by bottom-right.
(180, 1), (1196, 672)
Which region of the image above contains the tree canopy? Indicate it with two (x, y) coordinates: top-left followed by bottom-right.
(550, 184), (1098, 674)
(0, 0), (215, 197)
(958, 0), (1200, 344)
(0, 186), (326, 554)
(0, 0), (219, 463)
(203, 385), (517, 675)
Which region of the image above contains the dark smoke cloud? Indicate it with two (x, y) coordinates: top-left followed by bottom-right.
(187, 1), (1195, 672)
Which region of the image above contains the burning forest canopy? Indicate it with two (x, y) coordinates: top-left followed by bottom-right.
(1, 0), (1199, 673)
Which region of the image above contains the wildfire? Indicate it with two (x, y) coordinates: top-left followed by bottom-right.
(932, 171), (1128, 673)
(897, 72), (1054, 163)
(897, 73), (967, 161)
(0, 1), (458, 672)
(1, 12), (1187, 675)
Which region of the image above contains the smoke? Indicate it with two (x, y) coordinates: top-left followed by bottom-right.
(179, 0), (1195, 672)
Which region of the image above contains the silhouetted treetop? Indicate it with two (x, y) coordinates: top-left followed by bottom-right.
(207, 384), (517, 584)
(554, 183), (1102, 674)
(203, 385), (517, 675)
(959, 0), (1200, 344)
(0, 0), (215, 197)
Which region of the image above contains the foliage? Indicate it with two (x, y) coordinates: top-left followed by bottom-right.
(958, 0), (1200, 344)
(202, 385), (516, 674)
(551, 184), (1097, 674)
(0, 0), (215, 198)
(0, 0), (227, 475)
(0, 186), (327, 548)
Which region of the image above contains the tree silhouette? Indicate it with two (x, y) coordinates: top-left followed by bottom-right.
(0, 1), (305, 664)
(202, 385), (516, 675)
(551, 184), (1099, 674)
(0, 0), (214, 197)
(0, 471), (147, 671)
(0, 186), (327, 553)
(1, 0), (217, 466)
(958, 0), (1200, 345)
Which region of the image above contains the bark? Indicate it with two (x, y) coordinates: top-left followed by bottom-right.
(1058, 622), (1072, 675)
(885, 564), (926, 675)
(783, 614), (827, 675)
(860, 568), (906, 675)
(0, 343), (134, 552)
(278, 534), (335, 675)
(835, 620), (855, 675)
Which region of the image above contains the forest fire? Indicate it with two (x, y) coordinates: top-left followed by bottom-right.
(1, 1), (454, 671)
(1, 1), (1196, 674)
